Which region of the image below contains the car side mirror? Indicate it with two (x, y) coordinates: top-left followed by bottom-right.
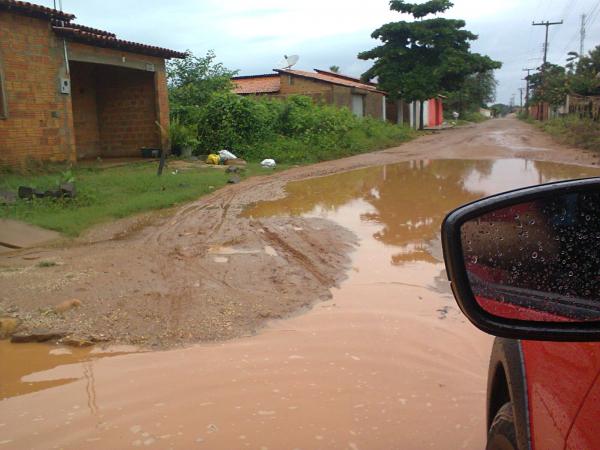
(442, 178), (600, 341)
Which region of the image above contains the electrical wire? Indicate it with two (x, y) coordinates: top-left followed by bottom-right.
(585, 0), (600, 26)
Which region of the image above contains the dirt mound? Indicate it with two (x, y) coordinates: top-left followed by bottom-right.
(0, 117), (597, 348)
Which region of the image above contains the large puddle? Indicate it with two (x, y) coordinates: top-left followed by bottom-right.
(1, 159), (598, 449)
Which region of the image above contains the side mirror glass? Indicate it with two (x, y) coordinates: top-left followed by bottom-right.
(442, 178), (600, 341)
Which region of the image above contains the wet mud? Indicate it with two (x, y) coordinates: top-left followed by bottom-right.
(1, 117), (600, 449)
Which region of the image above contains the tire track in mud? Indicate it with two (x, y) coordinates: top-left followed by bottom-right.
(2, 117), (597, 347)
(258, 222), (335, 287)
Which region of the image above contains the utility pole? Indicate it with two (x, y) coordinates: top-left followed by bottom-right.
(532, 21), (561, 121)
(532, 20), (563, 64)
(518, 88), (524, 108)
(522, 68), (535, 116)
(580, 14), (586, 56)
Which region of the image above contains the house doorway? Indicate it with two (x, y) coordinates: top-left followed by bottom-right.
(352, 94), (364, 117)
(69, 61), (160, 160)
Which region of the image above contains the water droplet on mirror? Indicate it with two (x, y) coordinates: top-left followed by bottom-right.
(531, 252), (538, 259)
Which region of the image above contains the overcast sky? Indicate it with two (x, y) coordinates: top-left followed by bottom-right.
(42, 0), (600, 104)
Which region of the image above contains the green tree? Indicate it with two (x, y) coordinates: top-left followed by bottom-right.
(167, 50), (238, 122)
(329, 65), (341, 73)
(445, 70), (498, 114)
(490, 103), (510, 117)
(566, 45), (600, 96)
(358, 0), (501, 128)
(529, 63), (568, 108)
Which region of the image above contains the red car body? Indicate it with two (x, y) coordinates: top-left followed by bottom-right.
(522, 341), (600, 449)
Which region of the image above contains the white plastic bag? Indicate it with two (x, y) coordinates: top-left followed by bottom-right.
(261, 159), (276, 168)
(218, 149), (237, 161)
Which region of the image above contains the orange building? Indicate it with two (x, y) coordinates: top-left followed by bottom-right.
(233, 69), (388, 120)
(0, 0), (185, 167)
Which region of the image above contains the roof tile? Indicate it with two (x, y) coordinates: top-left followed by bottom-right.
(0, 0), (74, 20)
(1, 0), (184, 59)
(278, 69), (385, 94)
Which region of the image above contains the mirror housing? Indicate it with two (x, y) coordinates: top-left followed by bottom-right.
(442, 177), (600, 341)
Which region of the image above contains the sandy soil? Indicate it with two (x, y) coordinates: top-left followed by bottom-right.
(0, 116), (598, 348)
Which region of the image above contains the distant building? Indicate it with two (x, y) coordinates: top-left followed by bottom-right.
(0, 0), (185, 167)
(479, 107), (492, 118)
(232, 69), (387, 120)
(387, 97), (444, 129)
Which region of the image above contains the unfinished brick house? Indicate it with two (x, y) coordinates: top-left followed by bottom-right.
(0, 0), (185, 167)
(233, 69), (388, 120)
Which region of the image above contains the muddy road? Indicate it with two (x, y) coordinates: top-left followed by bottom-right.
(1, 116), (600, 449)
(1, 116), (598, 347)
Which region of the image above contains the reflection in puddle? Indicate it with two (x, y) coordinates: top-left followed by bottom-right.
(245, 159), (599, 278)
(0, 341), (135, 400)
(2, 159), (599, 449)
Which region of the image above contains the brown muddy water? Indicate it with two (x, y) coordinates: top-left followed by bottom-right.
(1, 159), (599, 450)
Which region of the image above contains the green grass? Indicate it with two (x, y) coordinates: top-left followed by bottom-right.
(462, 111), (489, 123)
(446, 111), (490, 127)
(0, 118), (419, 236)
(0, 161), (289, 236)
(520, 115), (600, 152)
(239, 123), (419, 165)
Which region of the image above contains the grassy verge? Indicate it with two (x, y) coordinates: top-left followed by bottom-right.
(240, 120), (419, 164)
(447, 111), (490, 127)
(2, 96), (420, 236)
(0, 161), (289, 236)
(520, 115), (600, 152)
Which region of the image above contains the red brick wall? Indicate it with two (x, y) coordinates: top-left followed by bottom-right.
(154, 61), (170, 150)
(0, 14), (171, 166)
(278, 74), (333, 103)
(288, 79), (384, 120)
(365, 91), (385, 120)
(95, 65), (159, 157)
(70, 62), (100, 158)
(0, 11), (75, 167)
(68, 42), (170, 155)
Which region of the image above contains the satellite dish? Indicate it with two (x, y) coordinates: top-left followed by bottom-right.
(278, 54), (299, 69)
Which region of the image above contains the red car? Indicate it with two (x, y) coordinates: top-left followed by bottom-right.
(442, 178), (600, 450)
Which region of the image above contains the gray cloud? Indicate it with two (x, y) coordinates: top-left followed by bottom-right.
(41, 0), (600, 104)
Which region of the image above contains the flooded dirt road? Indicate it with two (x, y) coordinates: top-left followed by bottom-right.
(2, 118), (600, 449)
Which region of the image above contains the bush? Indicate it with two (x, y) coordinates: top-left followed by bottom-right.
(169, 117), (200, 154)
(461, 111), (489, 123)
(537, 116), (600, 152)
(171, 93), (417, 164)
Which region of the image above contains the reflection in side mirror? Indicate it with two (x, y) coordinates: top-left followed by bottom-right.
(461, 192), (600, 323)
(442, 178), (600, 341)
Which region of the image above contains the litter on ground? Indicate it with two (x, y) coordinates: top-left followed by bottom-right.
(261, 159), (276, 168)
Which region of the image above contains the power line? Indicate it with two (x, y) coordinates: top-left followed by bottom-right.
(580, 14), (586, 56)
(585, 0), (600, 28)
(559, 0), (579, 23)
(532, 20), (563, 64)
(585, 0), (600, 24)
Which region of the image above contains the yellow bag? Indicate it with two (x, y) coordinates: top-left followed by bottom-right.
(206, 154), (220, 165)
